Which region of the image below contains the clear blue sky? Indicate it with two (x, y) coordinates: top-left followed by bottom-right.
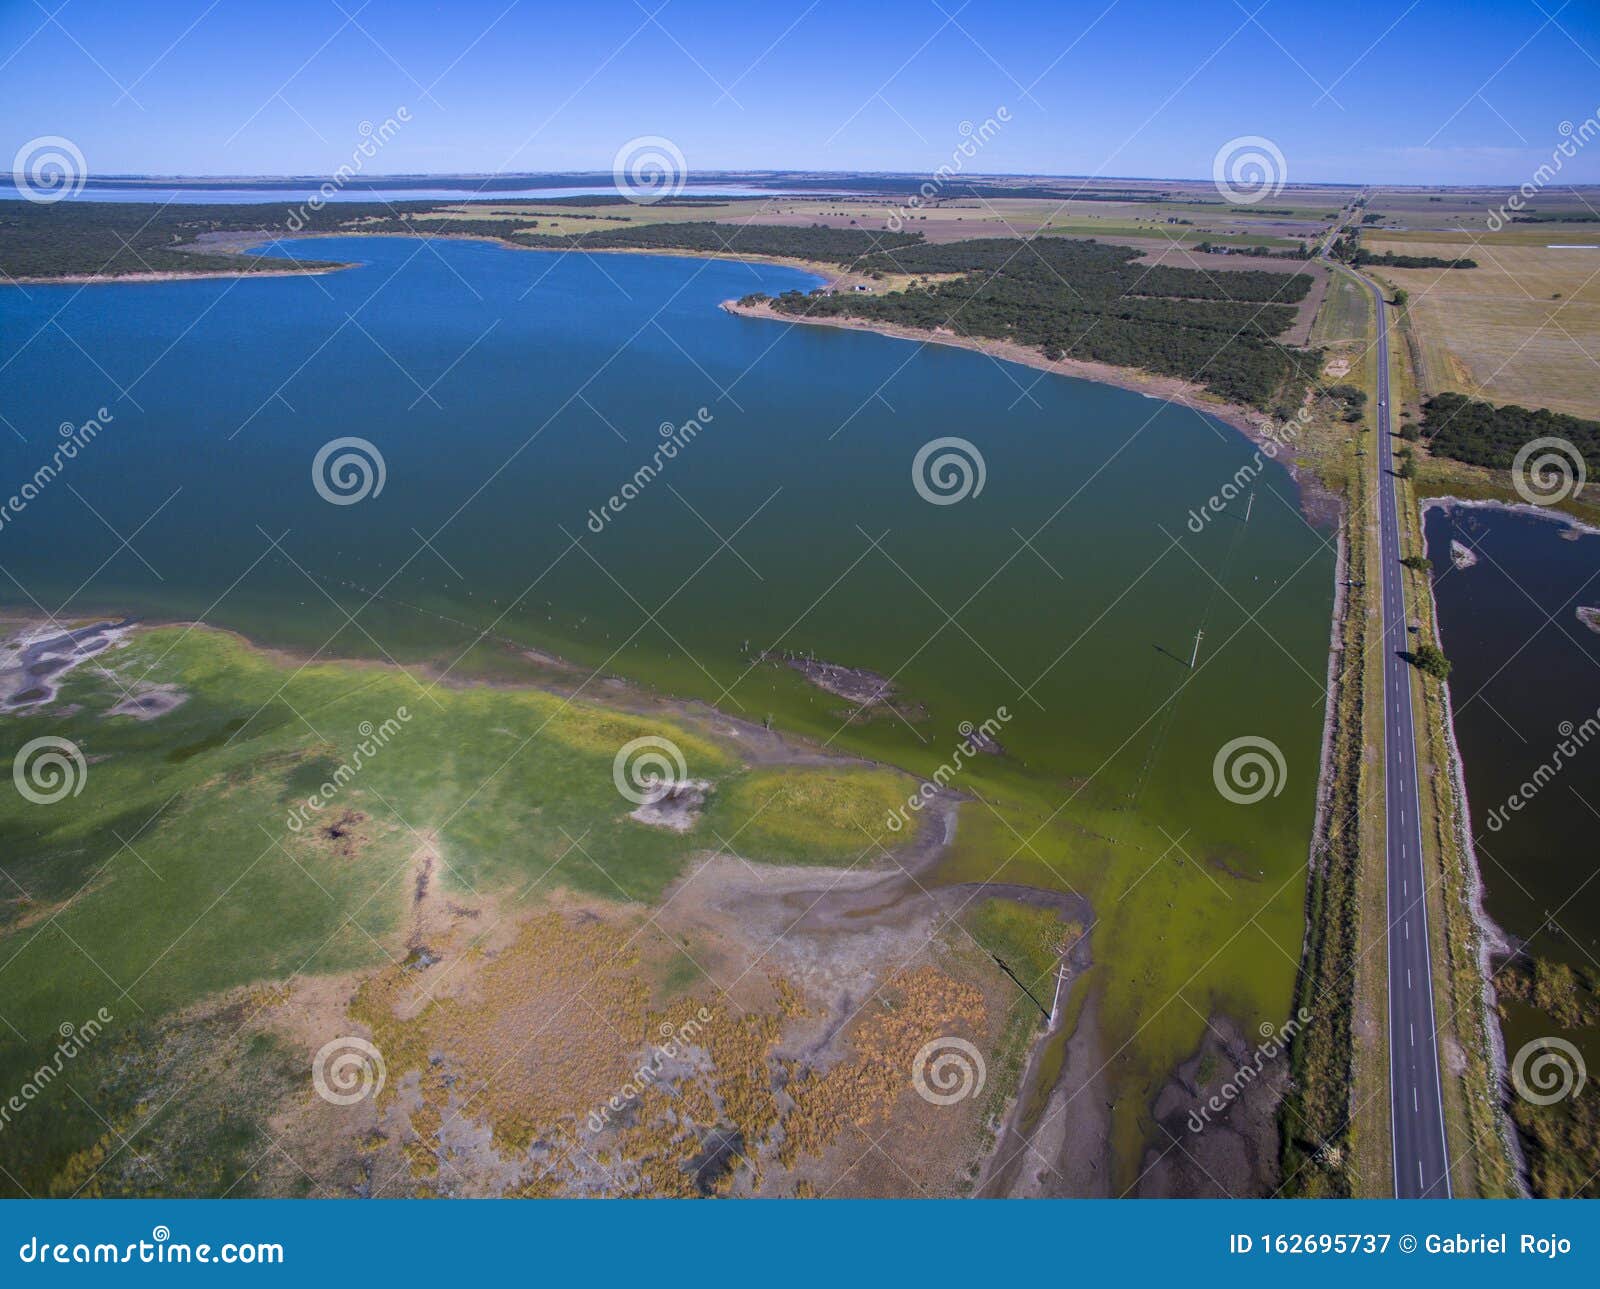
(3, 0), (1598, 184)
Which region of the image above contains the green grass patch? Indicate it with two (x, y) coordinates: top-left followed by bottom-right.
(708, 766), (910, 862)
(963, 898), (1068, 1000)
(0, 623), (906, 1195)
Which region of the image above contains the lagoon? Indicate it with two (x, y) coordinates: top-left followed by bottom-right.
(0, 233), (1335, 1180)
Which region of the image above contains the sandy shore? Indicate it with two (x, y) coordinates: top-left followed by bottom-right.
(722, 296), (1269, 432)
(1421, 493), (1600, 539)
(12, 265), (349, 286)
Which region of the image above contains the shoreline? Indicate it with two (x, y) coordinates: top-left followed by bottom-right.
(719, 297), (1342, 526)
(14, 226), (1338, 526)
(1414, 494), (1534, 1193)
(7, 238), (1342, 1196)
(11, 264), (350, 286)
(1420, 492), (1600, 539)
(719, 296), (1269, 434)
(4, 609), (1112, 1188)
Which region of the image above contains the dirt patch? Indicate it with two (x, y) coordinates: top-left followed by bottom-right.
(775, 653), (894, 706)
(0, 619), (131, 712)
(240, 869), (1011, 1198)
(761, 650), (929, 724)
(107, 681), (188, 720)
(1135, 1015), (1289, 1197)
(977, 983), (1112, 1197)
(319, 809), (368, 860)
(628, 778), (713, 831)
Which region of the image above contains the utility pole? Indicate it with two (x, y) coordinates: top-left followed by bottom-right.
(1244, 491), (1254, 523)
(1189, 626), (1204, 670)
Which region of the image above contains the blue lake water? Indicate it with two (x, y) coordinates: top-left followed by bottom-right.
(0, 236), (1334, 841)
(1424, 503), (1600, 966)
(1, 235), (1337, 1160)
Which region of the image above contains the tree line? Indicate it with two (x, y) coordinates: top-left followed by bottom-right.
(1420, 392), (1600, 469)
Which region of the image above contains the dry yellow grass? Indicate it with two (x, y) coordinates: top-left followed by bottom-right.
(1368, 237), (1600, 418)
(334, 900), (996, 1196)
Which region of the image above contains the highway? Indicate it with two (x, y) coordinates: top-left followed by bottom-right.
(1361, 272), (1454, 1198)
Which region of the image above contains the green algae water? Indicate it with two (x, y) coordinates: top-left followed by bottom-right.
(0, 236), (1334, 1183)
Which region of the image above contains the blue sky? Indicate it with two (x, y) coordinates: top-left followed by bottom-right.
(3, 0), (1598, 183)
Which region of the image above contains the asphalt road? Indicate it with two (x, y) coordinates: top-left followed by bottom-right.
(1363, 274), (1454, 1198)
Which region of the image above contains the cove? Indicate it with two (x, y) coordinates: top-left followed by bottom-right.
(0, 234), (1335, 1182)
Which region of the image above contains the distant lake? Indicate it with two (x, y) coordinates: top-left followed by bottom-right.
(9, 182), (824, 205)
(0, 234), (1333, 1174)
(1424, 504), (1600, 966)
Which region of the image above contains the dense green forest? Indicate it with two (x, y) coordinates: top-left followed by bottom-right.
(7, 200), (1322, 411)
(1328, 230), (1476, 270)
(0, 198), (424, 277)
(1353, 250), (1478, 269)
(515, 219), (923, 261)
(1421, 392), (1600, 468)
(0, 201), (925, 278)
(1511, 212), (1600, 223)
(746, 236), (1321, 412)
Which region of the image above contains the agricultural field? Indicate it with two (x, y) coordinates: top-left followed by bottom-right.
(1355, 189), (1600, 421)
(408, 186), (1343, 253)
